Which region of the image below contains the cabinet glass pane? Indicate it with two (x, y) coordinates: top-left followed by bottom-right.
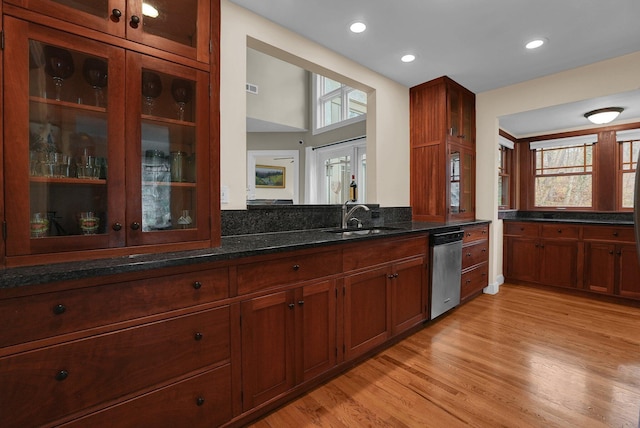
(51, 0), (109, 18)
(142, 0), (198, 48)
(29, 41), (110, 238)
(450, 151), (460, 213)
(140, 69), (197, 232)
(461, 151), (473, 212)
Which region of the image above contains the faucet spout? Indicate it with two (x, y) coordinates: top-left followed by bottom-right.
(341, 201), (370, 229)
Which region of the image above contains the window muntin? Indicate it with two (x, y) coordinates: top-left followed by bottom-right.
(314, 74), (366, 133)
(534, 143), (593, 208)
(619, 136), (639, 209)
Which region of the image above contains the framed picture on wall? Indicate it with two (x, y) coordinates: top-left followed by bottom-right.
(255, 165), (286, 188)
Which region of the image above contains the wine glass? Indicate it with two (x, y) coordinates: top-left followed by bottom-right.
(141, 71), (163, 115)
(44, 46), (75, 101)
(171, 79), (193, 121)
(83, 58), (108, 107)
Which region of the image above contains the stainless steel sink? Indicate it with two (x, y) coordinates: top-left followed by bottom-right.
(323, 226), (402, 236)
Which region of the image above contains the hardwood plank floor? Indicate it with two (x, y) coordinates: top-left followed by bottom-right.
(248, 284), (640, 427)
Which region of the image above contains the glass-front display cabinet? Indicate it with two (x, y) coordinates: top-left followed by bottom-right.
(449, 144), (474, 220)
(4, 0), (211, 62)
(3, 17), (210, 261)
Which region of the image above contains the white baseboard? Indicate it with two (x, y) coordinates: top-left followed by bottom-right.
(483, 274), (504, 295)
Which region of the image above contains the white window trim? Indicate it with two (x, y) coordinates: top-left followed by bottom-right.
(312, 74), (366, 135)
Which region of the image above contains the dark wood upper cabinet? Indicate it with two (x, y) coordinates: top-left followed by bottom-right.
(410, 76), (476, 222)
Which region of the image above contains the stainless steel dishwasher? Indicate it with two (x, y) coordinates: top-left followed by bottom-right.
(429, 230), (464, 319)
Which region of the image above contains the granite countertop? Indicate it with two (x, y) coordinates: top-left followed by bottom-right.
(0, 220), (490, 290)
(503, 217), (633, 226)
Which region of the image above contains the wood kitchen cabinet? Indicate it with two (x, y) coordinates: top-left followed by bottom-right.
(584, 225), (640, 298)
(4, 0), (211, 62)
(504, 222), (579, 288)
(2, 1), (214, 266)
(461, 223), (489, 302)
(410, 76), (476, 222)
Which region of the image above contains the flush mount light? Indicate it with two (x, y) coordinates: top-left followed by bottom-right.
(142, 2), (159, 18)
(350, 22), (367, 33)
(525, 39), (546, 49)
(584, 107), (624, 125)
(401, 54), (416, 63)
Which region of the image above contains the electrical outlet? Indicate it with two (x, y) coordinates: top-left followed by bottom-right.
(221, 185), (229, 204)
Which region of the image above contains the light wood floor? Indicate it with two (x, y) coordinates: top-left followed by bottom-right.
(248, 284), (640, 427)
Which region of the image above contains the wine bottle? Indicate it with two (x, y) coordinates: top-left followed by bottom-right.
(349, 175), (357, 201)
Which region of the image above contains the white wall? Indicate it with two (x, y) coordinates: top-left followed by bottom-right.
(220, 0), (410, 209)
(476, 51), (640, 293)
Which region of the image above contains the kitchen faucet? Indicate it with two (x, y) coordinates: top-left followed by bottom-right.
(342, 200), (370, 229)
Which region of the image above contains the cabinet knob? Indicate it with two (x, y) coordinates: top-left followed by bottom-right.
(466, 279), (471, 284)
(613, 231), (619, 237)
(288, 303), (295, 309)
(130, 15), (141, 26)
(298, 300), (305, 306)
(112, 222), (122, 231)
(193, 281), (202, 290)
(55, 370), (69, 381)
(292, 264), (300, 271)
(196, 397), (205, 406)
(609, 250), (614, 255)
(53, 304), (66, 315)
(130, 222), (140, 230)
(616, 251), (622, 255)
(482, 230), (487, 234)
(466, 232), (471, 237)
(457, 134), (465, 139)
(194, 332), (203, 341)
(466, 253), (471, 257)
(111, 8), (122, 19)
(557, 229), (562, 233)
(481, 248), (487, 253)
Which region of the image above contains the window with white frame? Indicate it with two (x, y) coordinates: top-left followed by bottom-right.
(618, 129), (640, 209)
(313, 74), (367, 133)
(531, 135), (596, 208)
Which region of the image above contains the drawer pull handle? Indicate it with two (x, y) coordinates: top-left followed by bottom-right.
(53, 304), (66, 315)
(196, 397), (205, 406)
(55, 370), (69, 381)
(193, 281), (202, 290)
(194, 332), (203, 341)
(292, 264), (300, 271)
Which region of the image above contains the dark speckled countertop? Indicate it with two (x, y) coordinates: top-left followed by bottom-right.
(0, 220), (490, 290)
(502, 217), (633, 226)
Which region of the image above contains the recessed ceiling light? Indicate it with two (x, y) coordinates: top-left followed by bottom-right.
(525, 39), (546, 49)
(350, 22), (366, 33)
(401, 54), (416, 63)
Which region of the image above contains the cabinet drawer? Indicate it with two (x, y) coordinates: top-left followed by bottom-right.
(461, 264), (488, 300)
(583, 226), (635, 242)
(0, 306), (230, 428)
(60, 365), (232, 428)
(343, 235), (427, 271)
(237, 250), (342, 295)
(504, 222), (539, 237)
(0, 267), (229, 348)
(463, 224), (489, 243)
(462, 242), (489, 270)
(541, 224), (580, 239)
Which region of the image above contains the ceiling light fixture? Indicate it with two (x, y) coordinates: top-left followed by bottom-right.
(584, 107), (624, 125)
(525, 39), (545, 49)
(401, 54), (416, 63)
(349, 22), (366, 33)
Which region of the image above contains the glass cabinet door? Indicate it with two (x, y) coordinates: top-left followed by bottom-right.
(449, 145), (474, 219)
(4, 17), (126, 256)
(125, 0), (210, 62)
(5, 0), (127, 37)
(125, 52), (209, 246)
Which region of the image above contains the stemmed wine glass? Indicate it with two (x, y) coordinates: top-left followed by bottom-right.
(171, 79), (193, 121)
(141, 71), (163, 115)
(82, 58), (108, 107)
(44, 46), (75, 101)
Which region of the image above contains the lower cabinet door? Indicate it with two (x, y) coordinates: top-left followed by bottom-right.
(60, 365), (232, 428)
(241, 291), (295, 411)
(539, 240), (578, 288)
(343, 266), (390, 360)
(297, 280), (337, 383)
(584, 242), (616, 294)
(391, 257), (426, 335)
(618, 244), (640, 299)
(461, 264), (488, 302)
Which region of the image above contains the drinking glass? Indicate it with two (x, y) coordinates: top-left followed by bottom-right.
(43, 46), (75, 101)
(171, 79), (192, 121)
(82, 58), (108, 107)
(142, 71), (162, 115)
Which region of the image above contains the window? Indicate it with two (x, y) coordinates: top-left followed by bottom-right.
(531, 135), (596, 208)
(618, 129), (640, 209)
(498, 135), (515, 210)
(313, 74), (366, 133)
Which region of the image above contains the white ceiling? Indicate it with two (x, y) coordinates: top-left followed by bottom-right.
(230, 0), (640, 137)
